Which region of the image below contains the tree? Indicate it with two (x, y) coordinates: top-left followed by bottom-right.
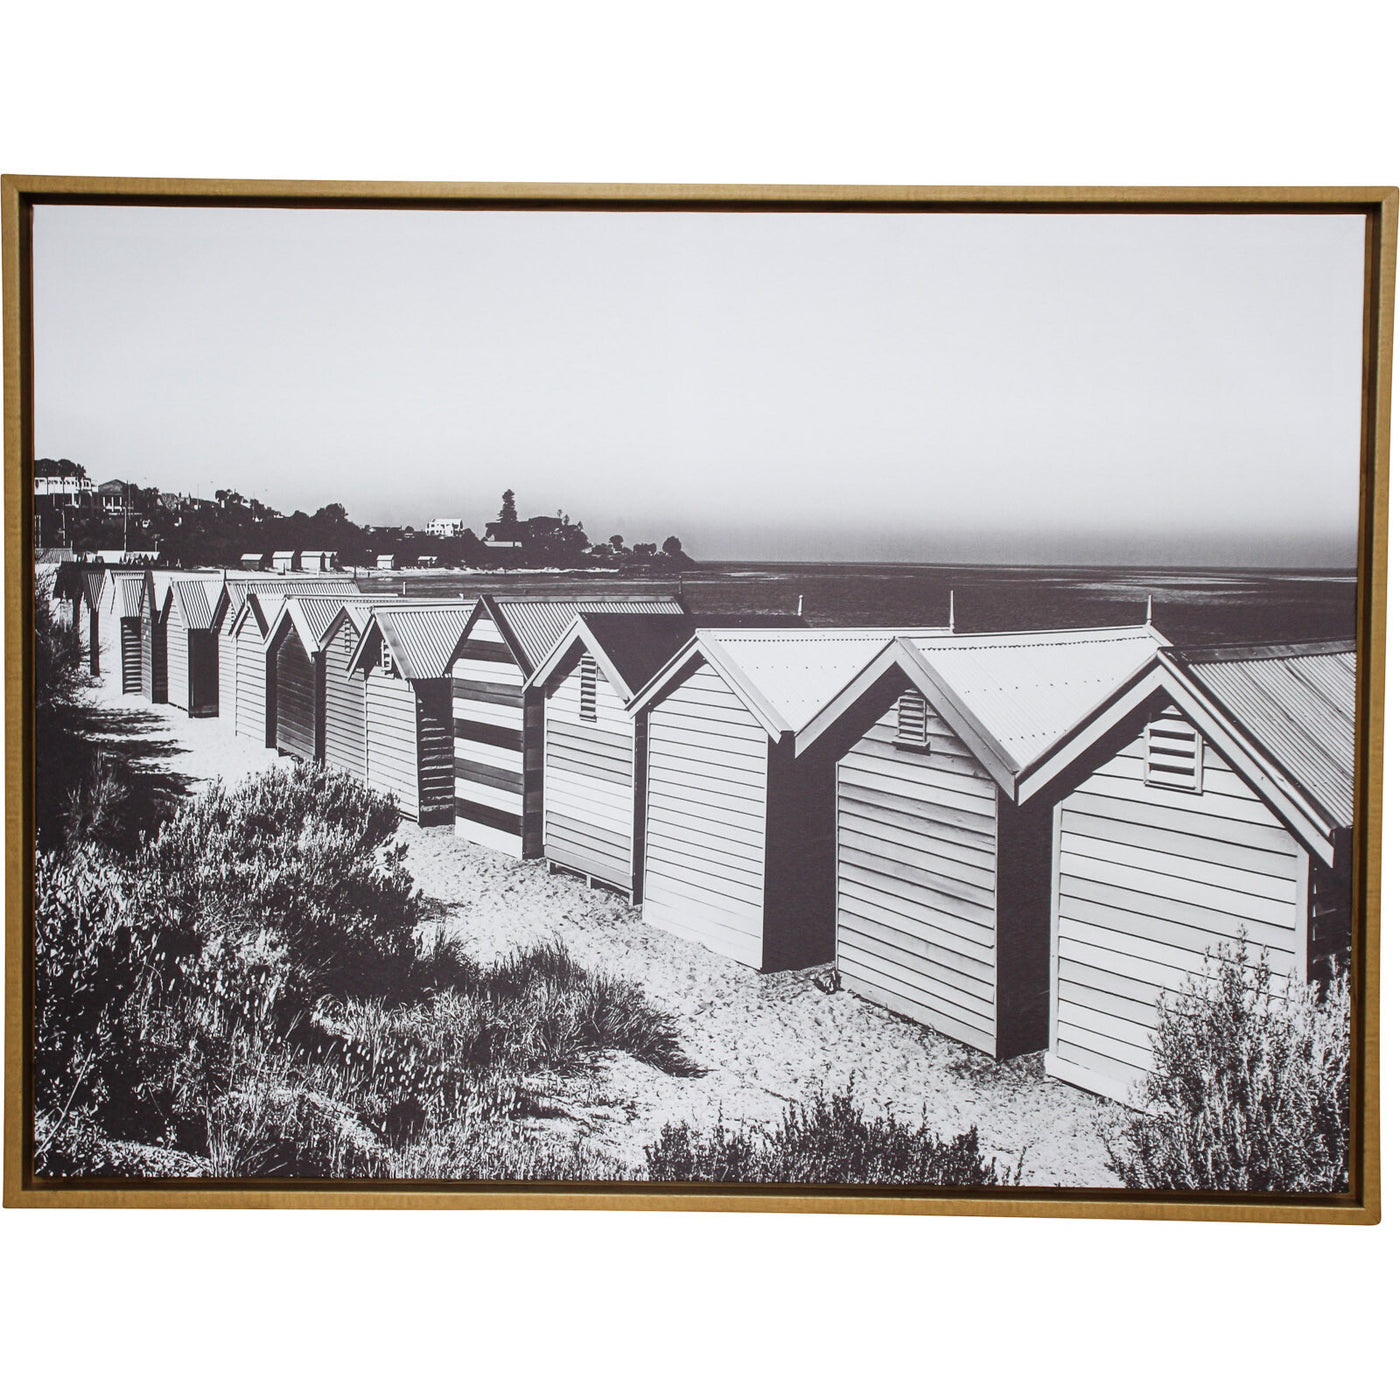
(663, 535), (684, 556)
(499, 490), (518, 524)
(608, 534), (624, 551)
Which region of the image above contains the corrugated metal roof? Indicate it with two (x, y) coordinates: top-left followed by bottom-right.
(216, 575), (359, 630)
(1173, 642), (1355, 832)
(171, 577), (221, 630)
(118, 573), (147, 619)
(80, 570), (106, 611)
(904, 627), (1164, 772)
(276, 594), (366, 653)
(700, 628), (954, 734)
(372, 605), (476, 678)
(574, 612), (806, 698)
(490, 595), (684, 671)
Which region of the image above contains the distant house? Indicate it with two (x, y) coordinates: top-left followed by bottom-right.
(272, 550), (299, 574)
(34, 466), (89, 503)
(376, 554), (397, 571)
(426, 518), (464, 538)
(97, 479), (130, 514)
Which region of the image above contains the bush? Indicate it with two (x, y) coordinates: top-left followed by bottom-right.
(143, 765), (420, 1001)
(645, 1080), (1020, 1186)
(1103, 937), (1351, 1193)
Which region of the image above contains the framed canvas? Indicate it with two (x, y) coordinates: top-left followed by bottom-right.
(3, 178), (1391, 1221)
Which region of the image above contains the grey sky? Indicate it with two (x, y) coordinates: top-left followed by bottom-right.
(32, 205), (1364, 566)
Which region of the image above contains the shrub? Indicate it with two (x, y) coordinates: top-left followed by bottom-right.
(645, 1081), (1020, 1186)
(144, 765), (420, 1001)
(1102, 936), (1351, 1193)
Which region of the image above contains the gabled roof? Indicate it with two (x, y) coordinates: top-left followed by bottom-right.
(528, 612), (808, 701)
(630, 626), (956, 739)
(214, 575), (359, 631)
(348, 604), (476, 679)
(144, 570), (217, 621)
(475, 593), (685, 673)
(169, 577), (222, 630)
(1167, 641), (1355, 837)
(265, 594), (367, 655)
(79, 569), (106, 611)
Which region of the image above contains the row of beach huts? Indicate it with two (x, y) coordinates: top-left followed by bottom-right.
(62, 565), (1356, 1105)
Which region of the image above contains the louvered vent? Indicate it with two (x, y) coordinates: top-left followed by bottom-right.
(379, 636), (394, 676)
(894, 688), (929, 751)
(579, 652), (598, 723)
(1143, 714), (1203, 792)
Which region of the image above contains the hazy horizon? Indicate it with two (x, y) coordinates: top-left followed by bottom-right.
(32, 205), (1366, 568)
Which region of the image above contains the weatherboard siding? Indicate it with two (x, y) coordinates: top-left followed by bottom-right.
(1047, 709), (1309, 1103)
(415, 681), (456, 826)
(836, 699), (1000, 1056)
(452, 615), (528, 857)
(121, 619), (142, 693)
(643, 661), (769, 968)
(274, 631), (319, 761)
(219, 628), (238, 725)
(167, 615), (189, 711)
(141, 609), (166, 704)
(543, 651), (635, 891)
(366, 670), (421, 821)
(323, 619), (367, 780)
(234, 626), (267, 744)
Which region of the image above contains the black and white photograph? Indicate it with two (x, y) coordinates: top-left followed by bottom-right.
(23, 192), (1370, 1199)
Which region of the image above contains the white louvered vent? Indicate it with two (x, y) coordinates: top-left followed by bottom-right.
(894, 688), (930, 752)
(1143, 715), (1203, 792)
(579, 652), (598, 723)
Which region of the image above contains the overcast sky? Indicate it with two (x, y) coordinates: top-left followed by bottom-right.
(32, 204), (1364, 567)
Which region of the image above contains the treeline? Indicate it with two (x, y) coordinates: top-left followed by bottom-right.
(34, 462), (696, 573)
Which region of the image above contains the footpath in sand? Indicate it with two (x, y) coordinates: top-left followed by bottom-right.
(88, 660), (1120, 1189)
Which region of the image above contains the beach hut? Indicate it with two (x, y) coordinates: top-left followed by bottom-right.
(626, 626), (957, 972)
(528, 612), (806, 899)
(264, 594), (366, 760)
(138, 571), (173, 704)
(450, 592), (685, 858)
(797, 626), (1166, 1058)
(213, 577), (360, 736)
(111, 571), (147, 693)
(75, 568), (105, 676)
(164, 576), (224, 716)
(1022, 639), (1356, 1104)
(345, 604), (476, 824)
(272, 550), (299, 574)
(240, 552), (268, 570)
(376, 554), (396, 571)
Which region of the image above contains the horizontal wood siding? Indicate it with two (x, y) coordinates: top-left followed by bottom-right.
(141, 612), (166, 704)
(1047, 708), (1307, 1103)
(120, 619), (141, 693)
(643, 661), (768, 967)
(167, 619), (190, 712)
(274, 631), (318, 762)
(415, 680), (456, 826)
(452, 615), (524, 856)
(366, 670), (421, 822)
(324, 619), (367, 780)
(836, 698), (1000, 1055)
(543, 650), (635, 890)
(234, 628), (266, 744)
(219, 628), (238, 724)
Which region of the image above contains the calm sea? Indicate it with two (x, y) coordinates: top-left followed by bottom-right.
(364, 561), (1358, 648)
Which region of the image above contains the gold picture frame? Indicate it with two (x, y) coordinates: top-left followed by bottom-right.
(4, 176), (1392, 1221)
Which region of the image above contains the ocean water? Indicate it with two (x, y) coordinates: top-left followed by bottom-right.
(366, 561), (1358, 648)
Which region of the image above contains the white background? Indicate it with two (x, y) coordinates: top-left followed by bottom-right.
(2, 4), (1394, 1396)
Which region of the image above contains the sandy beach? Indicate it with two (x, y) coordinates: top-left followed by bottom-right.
(86, 649), (1119, 1188)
